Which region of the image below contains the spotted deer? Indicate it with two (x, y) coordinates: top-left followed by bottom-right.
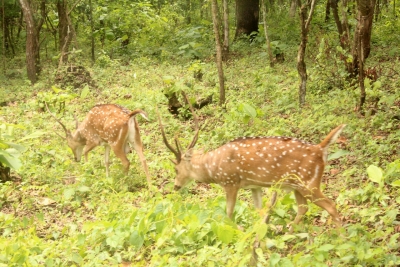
(159, 106), (346, 230)
(47, 104), (151, 184)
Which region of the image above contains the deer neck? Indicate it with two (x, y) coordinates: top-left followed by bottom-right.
(189, 150), (221, 184)
(73, 129), (86, 144)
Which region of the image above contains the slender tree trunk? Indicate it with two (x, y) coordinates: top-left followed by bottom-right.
(57, 0), (71, 64)
(19, 0), (39, 84)
(297, 0), (317, 107)
(2, 0), (5, 74)
(89, 0), (95, 63)
(222, 0), (229, 61)
(289, 0), (297, 17)
(354, 0), (376, 112)
(211, 0), (225, 105)
(235, 0), (259, 39)
(261, 0), (274, 67)
(186, 0), (191, 24)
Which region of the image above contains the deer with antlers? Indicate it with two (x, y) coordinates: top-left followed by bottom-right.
(159, 103), (346, 230)
(48, 104), (151, 184)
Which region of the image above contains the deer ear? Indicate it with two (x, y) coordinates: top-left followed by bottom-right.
(183, 149), (194, 161)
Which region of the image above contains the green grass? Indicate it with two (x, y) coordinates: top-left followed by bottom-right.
(1, 41), (399, 266)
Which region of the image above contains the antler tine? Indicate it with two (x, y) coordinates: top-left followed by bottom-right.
(73, 114), (79, 129)
(182, 92), (200, 150)
(157, 111), (181, 161)
(45, 102), (69, 138)
(174, 137), (182, 155)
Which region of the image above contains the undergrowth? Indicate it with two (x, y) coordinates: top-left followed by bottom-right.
(1, 7), (400, 267)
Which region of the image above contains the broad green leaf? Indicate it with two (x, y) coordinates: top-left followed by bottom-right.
(336, 243), (352, 250)
(274, 208), (286, 218)
(19, 130), (47, 141)
(0, 140), (8, 149)
(71, 252), (83, 264)
(80, 85), (90, 99)
(254, 223), (268, 239)
(241, 103), (257, 118)
(391, 180), (400, 187)
(5, 142), (26, 152)
(64, 188), (76, 200)
(129, 230), (144, 249)
(317, 244), (335, 252)
(218, 224), (234, 244)
(106, 235), (121, 248)
(77, 186), (90, 192)
(0, 150), (22, 170)
(367, 165), (383, 185)
(328, 149), (350, 161)
(269, 253), (281, 266)
(51, 86), (63, 93)
(296, 233), (309, 239)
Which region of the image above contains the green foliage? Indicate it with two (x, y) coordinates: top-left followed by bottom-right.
(0, 123), (27, 170)
(37, 86), (78, 112)
(1, 1), (400, 265)
(174, 26), (212, 59)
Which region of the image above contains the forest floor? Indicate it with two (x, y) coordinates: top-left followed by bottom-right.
(0, 45), (399, 266)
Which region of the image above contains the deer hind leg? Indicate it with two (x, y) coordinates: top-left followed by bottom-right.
(310, 189), (341, 228)
(297, 187), (341, 228)
(131, 136), (151, 184)
(112, 144), (130, 175)
(288, 190), (309, 232)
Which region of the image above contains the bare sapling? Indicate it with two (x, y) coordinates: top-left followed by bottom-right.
(47, 103), (151, 184)
(159, 101), (346, 230)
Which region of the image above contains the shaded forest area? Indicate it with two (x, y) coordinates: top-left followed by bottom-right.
(1, 0), (400, 266)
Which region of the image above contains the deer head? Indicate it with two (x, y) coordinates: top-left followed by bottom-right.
(159, 100), (346, 230)
(46, 104), (85, 161)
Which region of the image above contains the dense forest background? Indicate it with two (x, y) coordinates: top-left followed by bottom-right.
(0, 0), (399, 266)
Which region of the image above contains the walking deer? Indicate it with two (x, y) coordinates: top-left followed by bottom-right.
(159, 107), (346, 230)
(47, 104), (151, 184)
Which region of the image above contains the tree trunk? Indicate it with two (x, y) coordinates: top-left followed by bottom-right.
(211, 0), (225, 105)
(19, 0), (39, 84)
(57, 0), (71, 65)
(289, 0), (297, 17)
(222, 0), (229, 61)
(354, 0), (376, 112)
(297, 0), (317, 107)
(2, 0), (5, 74)
(261, 0), (274, 67)
(89, 0), (95, 63)
(235, 0), (259, 39)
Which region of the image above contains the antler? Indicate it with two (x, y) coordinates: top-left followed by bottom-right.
(45, 102), (70, 139)
(157, 111), (181, 162)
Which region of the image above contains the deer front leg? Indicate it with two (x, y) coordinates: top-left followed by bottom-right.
(224, 185), (240, 219)
(132, 140), (151, 185)
(104, 145), (111, 177)
(251, 188), (263, 209)
(83, 142), (98, 162)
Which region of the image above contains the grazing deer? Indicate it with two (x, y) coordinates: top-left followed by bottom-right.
(47, 104), (151, 184)
(159, 105), (346, 230)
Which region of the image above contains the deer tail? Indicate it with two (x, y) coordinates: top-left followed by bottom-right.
(319, 124), (346, 149)
(129, 109), (149, 121)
